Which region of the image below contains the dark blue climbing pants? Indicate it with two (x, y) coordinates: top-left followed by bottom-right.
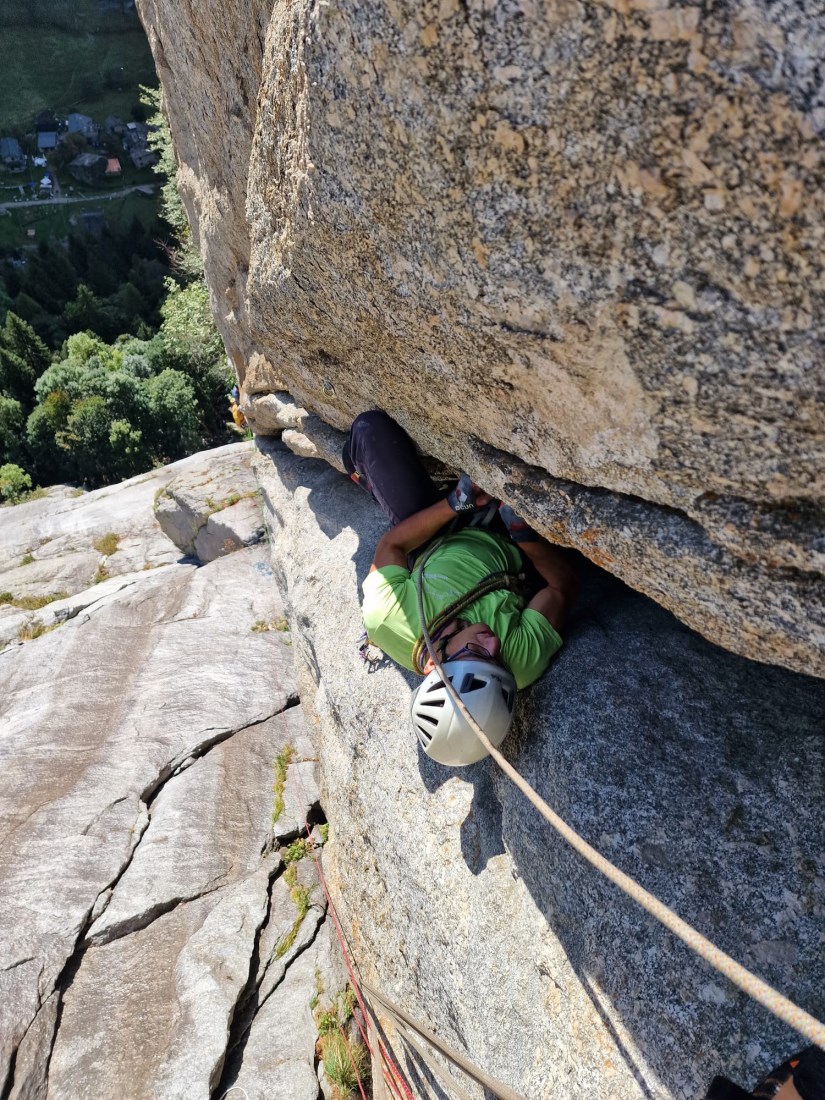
(344, 410), (545, 592)
(343, 410), (442, 527)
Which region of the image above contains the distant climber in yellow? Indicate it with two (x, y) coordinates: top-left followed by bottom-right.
(228, 384), (246, 430)
(343, 410), (577, 767)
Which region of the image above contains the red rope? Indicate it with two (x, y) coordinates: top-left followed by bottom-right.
(287, 759), (415, 1100)
(302, 826), (371, 1043)
(377, 1036), (413, 1100)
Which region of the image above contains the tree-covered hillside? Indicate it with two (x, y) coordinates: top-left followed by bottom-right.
(0, 87), (234, 499)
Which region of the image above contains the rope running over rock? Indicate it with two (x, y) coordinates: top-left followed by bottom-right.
(414, 538), (825, 1051)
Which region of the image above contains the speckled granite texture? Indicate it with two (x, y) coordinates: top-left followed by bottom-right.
(136, 0), (824, 676)
(253, 438), (825, 1100)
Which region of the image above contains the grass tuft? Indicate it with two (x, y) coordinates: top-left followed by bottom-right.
(0, 592), (68, 611)
(2, 488), (48, 508)
(252, 616), (290, 634)
(206, 488), (260, 516)
(93, 532), (120, 556)
(20, 553), (34, 566)
(283, 838), (310, 864)
(17, 620), (55, 642)
(274, 861), (312, 958)
(322, 1032), (370, 1097)
(314, 987), (369, 1098)
(271, 744), (293, 827)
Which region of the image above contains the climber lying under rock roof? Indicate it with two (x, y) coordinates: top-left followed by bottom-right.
(344, 410), (578, 767)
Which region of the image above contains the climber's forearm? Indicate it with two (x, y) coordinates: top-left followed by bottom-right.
(370, 498), (455, 571)
(519, 537), (578, 593)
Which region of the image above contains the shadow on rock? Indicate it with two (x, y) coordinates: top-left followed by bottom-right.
(499, 561), (825, 1088)
(252, 435), (825, 1096)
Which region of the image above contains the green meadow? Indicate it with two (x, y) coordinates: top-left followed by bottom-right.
(0, 189), (159, 251)
(0, 5), (156, 134)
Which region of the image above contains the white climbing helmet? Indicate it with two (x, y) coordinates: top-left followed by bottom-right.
(410, 659), (517, 767)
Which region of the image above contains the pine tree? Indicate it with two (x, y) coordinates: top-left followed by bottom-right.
(2, 311), (50, 378)
(0, 313), (50, 410)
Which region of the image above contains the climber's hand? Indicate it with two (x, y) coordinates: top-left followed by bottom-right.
(446, 473), (491, 513)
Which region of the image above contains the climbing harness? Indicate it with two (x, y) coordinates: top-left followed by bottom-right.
(359, 504), (525, 675)
(414, 537), (825, 1050)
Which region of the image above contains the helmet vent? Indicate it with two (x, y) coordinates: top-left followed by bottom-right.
(461, 674), (487, 693)
(416, 726), (433, 746)
(417, 712), (439, 727)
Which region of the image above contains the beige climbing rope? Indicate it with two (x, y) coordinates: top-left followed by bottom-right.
(364, 981), (525, 1100)
(415, 540), (825, 1050)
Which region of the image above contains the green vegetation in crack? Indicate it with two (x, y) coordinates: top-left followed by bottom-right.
(17, 619), (59, 642)
(271, 744), (293, 827)
(253, 616), (289, 634)
(274, 859), (312, 960)
(315, 987), (370, 1099)
(205, 488), (260, 516)
(282, 838), (311, 864)
(309, 966), (324, 1013)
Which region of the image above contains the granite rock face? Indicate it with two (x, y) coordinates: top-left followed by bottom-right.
(253, 438), (825, 1100)
(0, 454), (344, 1100)
(136, 0), (825, 677)
(153, 441), (266, 562)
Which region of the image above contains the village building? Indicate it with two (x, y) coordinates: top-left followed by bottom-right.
(129, 147), (158, 170)
(122, 121), (147, 149)
(105, 157), (122, 177)
(0, 137), (26, 172)
(68, 152), (108, 185)
(67, 113), (98, 142)
(104, 115), (125, 136)
(36, 131), (58, 152)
